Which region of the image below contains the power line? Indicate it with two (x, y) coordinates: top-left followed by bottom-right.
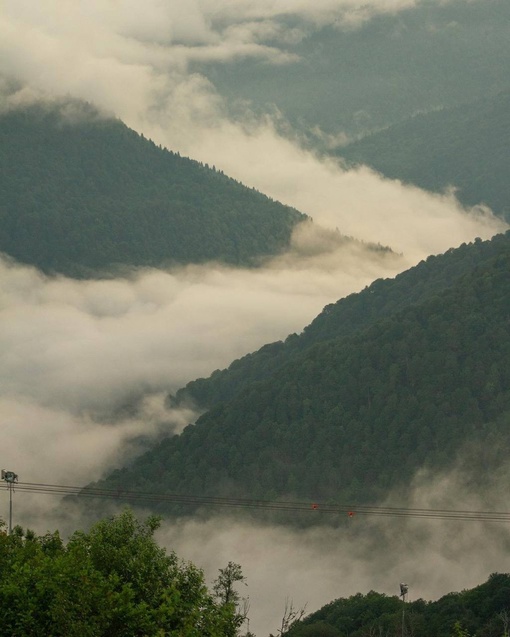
(7, 480), (510, 523)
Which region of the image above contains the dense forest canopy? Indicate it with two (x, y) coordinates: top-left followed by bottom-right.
(0, 100), (306, 276)
(338, 90), (510, 221)
(284, 573), (510, 637)
(0, 510), (245, 637)
(173, 233), (509, 411)
(95, 231), (510, 513)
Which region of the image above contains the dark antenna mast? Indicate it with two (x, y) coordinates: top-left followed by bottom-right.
(2, 470), (19, 534)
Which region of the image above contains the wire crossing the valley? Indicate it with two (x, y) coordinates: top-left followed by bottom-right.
(6, 481), (510, 523)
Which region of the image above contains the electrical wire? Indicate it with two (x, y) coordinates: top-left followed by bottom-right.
(5, 481), (510, 522)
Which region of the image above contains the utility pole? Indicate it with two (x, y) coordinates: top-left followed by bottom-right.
(399, 583), (408, 637)
(2, 470), (18, 534)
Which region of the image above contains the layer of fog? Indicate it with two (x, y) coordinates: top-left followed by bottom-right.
(9, 434), (510, 637)
(0, 0), (448, 79)
(1, 184), (504, 497)
(0, 232), (403, 500)
(156, 462), (510, 636)
(2, 1), (506, 254)
(1, 4), (509, 632)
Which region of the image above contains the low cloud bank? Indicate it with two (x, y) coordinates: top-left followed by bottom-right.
(0, 235), (402, 524)
(0, 5), (508, 632)
(157, 460), (510, 636)
(1, 0), (506, 265)
(7, 452), (507, 637)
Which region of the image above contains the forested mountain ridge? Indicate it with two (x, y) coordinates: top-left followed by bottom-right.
(284, 573), (510, 637)
(98, 231), (510, 510)
(173, 233), (509, 411)
(337, 90), (510, 220)
(0, 100), (306, 276)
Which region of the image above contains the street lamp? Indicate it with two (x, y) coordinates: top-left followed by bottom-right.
(2, 470), (18, 534)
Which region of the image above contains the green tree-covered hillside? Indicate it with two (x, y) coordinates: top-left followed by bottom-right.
(338, 90), (510, 220)
(97, 231), (510, 509)
(284, 573), (510, 637)
(173, 234), (509, 411)
(0, 101), (306, 276)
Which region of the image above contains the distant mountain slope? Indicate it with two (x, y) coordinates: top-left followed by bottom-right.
(208, 0), (510, 138)
(97, 231), (510, 509)
(285, 573), (510, 637)
(337, 90), (510, 220)
(0, 101), (306, 276)
(173, 234), (507, 411)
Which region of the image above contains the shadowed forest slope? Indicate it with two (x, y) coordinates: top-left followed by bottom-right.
(96, 232), (510, 511)
(0, 101), (306, 276)
(338, 90), (510, 220)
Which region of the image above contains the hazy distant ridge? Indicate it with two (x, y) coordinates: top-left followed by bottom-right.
(338, 90), (510, 220)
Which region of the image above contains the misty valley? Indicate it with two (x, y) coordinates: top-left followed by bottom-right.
(1, 0), (510, 635)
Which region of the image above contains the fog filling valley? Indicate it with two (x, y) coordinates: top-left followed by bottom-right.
(1, 200), (506, 636)
(1, 0), (510, 634)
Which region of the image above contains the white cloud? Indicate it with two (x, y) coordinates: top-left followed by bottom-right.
(0, 238), (402, 534)
(158, 468), (510, 637)
(2, 0), (504, 266)
(0, 0), (474, 116)
(162, 115), (506, 258)
(0, 237), (404, 417)
(153, 442), (510, 635)
(0, 0), (506, 518)
(0, 3), (507, 630)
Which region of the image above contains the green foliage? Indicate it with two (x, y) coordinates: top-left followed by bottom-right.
(0, 510), (241, 636)
(452, 621), (471, 637)
(284, 574), (510, 637)
(174, 233), (510, 411)
(214, 561), (246, 606)
(0, 100), (306, 276)
(213, 562), (248, 637)
(98, 232), (510, 514)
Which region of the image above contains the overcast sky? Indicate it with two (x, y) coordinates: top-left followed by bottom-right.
(1, 2), (509, 634)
